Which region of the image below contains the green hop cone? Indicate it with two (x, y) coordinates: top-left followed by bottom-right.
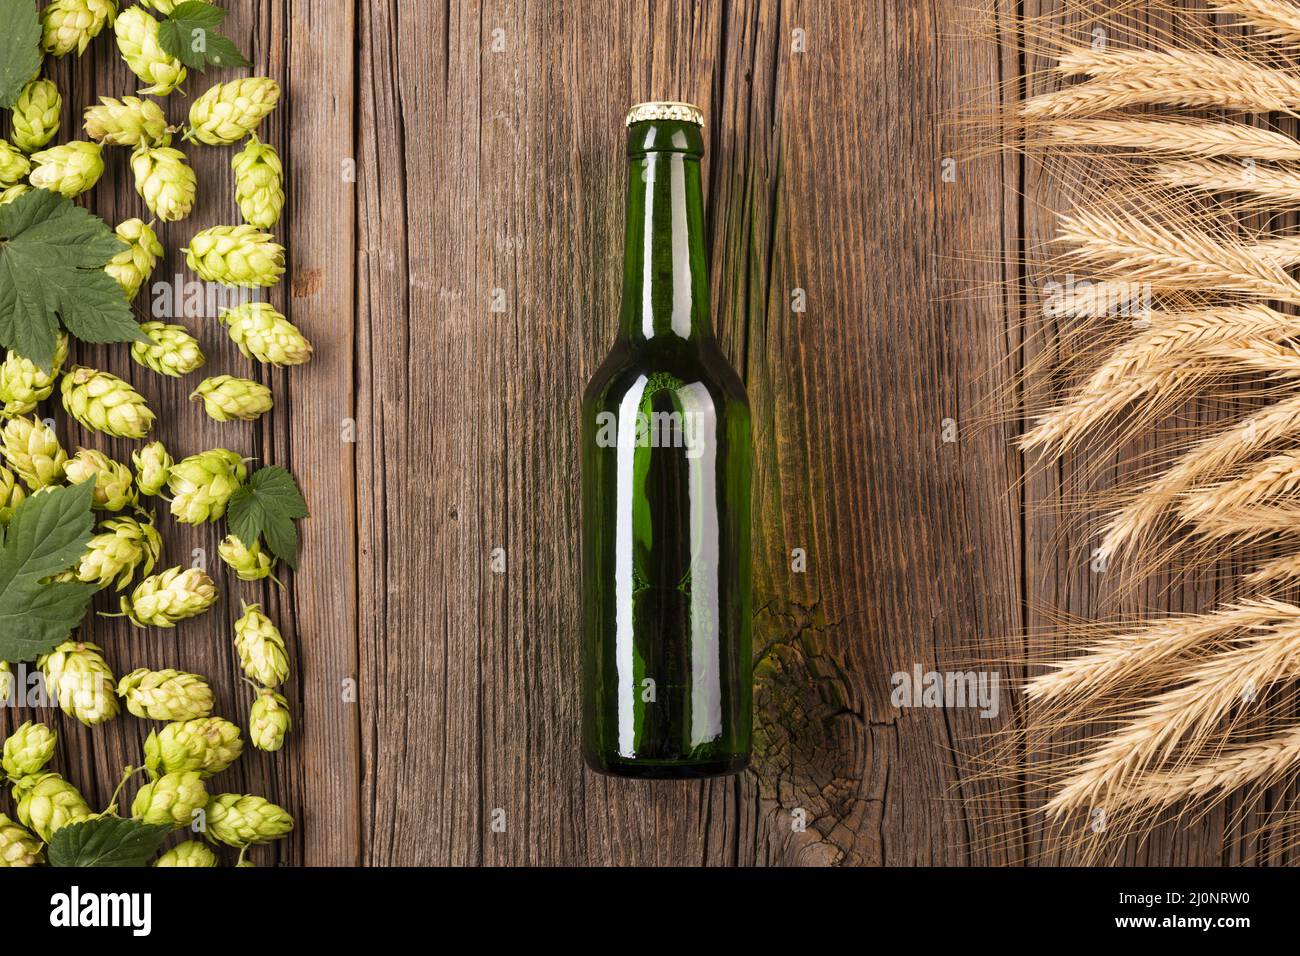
(14, 773), (93, 843)
(29, 141), (105, 198)
(38, 641), (119, 726)
(10, 80), (62, 153)
(133, 440), (172, 497)
(114, 6), (186, 95)
(219, 303), (313, 367)
(0, 467), (24, 524)
(153, 839), (216, 867)
(233, 602), (289, 687)
(202, 793), (292, 847)
(2, 721), (57, 780)
(0, 140), (30, 187)
(248, 687), (291, 752)
(0, 185), (32, 205)
(145, 717), (242, 778)
(62, 514), (162, 591)
(0, 416), (67, 490)
(131, 321), (205, 377)
(132, 771), (208, 827)
(0, 332), (68, 417)
(118, 668), (213, 721)
(0, 661), (10, 703)
(84, 95), (170, 147)
(137, 0), (178, 13)
(60, 366), (155, 439)
(0, 813), (43, 867)
(105, 218), (163, 301)
(166, 449), (245, 523)
(131, 144), (196, 222)
(63, 449), (137, 512)
(121, 566), (217, 628)
(218, 534), (277, 582)
(187, 78), (281, 146)
(42, 0), (116, 56)
(184, 225), (284, 288)
(232, 136), (284, 229)
(191, 375), (273, 422)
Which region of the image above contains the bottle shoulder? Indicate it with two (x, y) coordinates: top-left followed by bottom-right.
(583, 337), (749, 412)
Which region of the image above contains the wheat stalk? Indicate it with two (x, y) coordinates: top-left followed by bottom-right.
(1119, 723), (1300, 813)
(1210, 0), (1300, 42)
(1043, 598), (1300, 818)
(1023, 47), (1300, 117)
(1045, 118), (1300, 161)
(1153, 157), (1300, 202)
(1025, 598), (1287, 705)
(1099, 392), (1300, 559)
(1056, 209), (1300, 301)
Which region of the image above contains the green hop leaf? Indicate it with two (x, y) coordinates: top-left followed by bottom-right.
(157, 2), (251, 71)
(0, 0), (41, 108)
(47, 817), (171, 868)
(0, 480), (96, 662)
(0, 189), (148, 371)
(227, 465), (308, 570)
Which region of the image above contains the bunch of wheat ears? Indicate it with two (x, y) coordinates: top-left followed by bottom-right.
(1004, 0), (1300, 858)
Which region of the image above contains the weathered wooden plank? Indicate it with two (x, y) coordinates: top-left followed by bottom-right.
(284, 0), (359, 868)
(356, 0), (486, 865)
(730, 0), (1022, 865)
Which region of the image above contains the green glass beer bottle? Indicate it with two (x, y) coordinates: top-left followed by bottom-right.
(581, 101), (753, 778)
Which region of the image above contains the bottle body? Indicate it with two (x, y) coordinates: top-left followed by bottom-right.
(581, 108), (752, 778)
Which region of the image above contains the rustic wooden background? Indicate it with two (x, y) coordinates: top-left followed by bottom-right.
(5, 0), (1293, 866)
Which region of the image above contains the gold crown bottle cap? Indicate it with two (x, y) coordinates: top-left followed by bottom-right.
(625, 101), (704, 127)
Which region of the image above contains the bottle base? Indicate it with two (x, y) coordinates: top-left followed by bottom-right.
(583, 752), (750, 780)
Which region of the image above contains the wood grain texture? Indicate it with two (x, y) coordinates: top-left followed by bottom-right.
(2, 0), (1284, 867)
(354, 0), (1022, 866)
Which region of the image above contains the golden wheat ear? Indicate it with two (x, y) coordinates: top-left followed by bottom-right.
(1247, 550), (1300, 584)
(1090, 306), (1300, 391)
(1025, 598), (1286, 706)
(1019, 364), (1199, 453)
(1020, 305), (1300, 456)
(1055, 208), (1300, 301)
(1119, 723), (1300, 815)
(1042, 278), (1153, 319)
(1210, 0), (1300, 43)
(1180, 451), (1300, 524)
(1151, 159), (1300, 205)
(1099, 392), (1300, 561)
(1041, 598), (1300, 819)
(1043, 118), (1300, 162)
(1022, 47), (1300, 117)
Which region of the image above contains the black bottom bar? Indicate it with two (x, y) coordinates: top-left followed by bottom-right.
(6, 865), (1278, 938)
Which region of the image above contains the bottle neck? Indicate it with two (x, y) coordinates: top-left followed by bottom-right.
(619, 122), (712, 343)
